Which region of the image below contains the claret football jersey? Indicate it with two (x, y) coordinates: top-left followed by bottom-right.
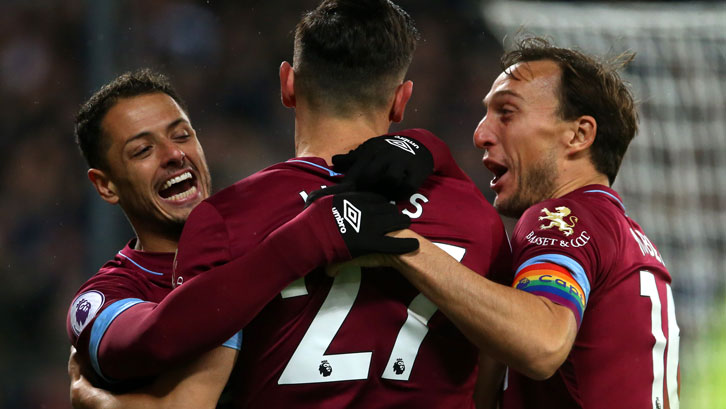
(502, 186), (679, 409)
(66, 240), (242, 385)
(174, 129), (512, 408)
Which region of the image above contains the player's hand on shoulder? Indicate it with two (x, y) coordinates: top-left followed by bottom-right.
(325, 229), (419, 277)
(308, 133), (434, 204)
(304, 190), (419, 259)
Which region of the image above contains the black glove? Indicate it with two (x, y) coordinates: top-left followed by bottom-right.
(306, 134), (434, 205)
(306, 191), (419, 258)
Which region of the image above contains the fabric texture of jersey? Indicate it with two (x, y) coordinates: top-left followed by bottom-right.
(66, 240), (242, 385)
(174, 129), (512, 409)
(502, 186), (679, 409)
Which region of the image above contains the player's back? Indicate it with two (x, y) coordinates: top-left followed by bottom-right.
(195, 150), (510, 408)
(504, 187), (678, 409)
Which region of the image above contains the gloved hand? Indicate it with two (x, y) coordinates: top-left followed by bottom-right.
(304, 191), (419, 259)
(305, 134), (434, 205)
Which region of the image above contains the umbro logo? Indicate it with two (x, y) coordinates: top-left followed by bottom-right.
(385, 136), (417, 155)
(342, 199), (362, 233)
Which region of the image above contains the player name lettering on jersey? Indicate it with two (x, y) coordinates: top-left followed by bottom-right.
(525, 230), (591, 248)
(300, 189), (431, 221)
(401, 193), (429, 219)
(629, 228), (664, 265)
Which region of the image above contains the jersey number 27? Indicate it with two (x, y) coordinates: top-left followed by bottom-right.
(278, 243), (465, 384)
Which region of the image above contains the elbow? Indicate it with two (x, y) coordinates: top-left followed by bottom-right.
(522, 341), (571, 381)
(517, 298), (578, 380)
(521, 357), (563, 381)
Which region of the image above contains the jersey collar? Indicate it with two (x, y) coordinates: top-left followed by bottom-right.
(286, 157), (343, 177)
(117, 239), (175, 285)
(576, 185), (626, 212)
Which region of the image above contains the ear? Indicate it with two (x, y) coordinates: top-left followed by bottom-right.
(280, 61), (296, 108)
(567, 115), (597, 155)
(88, 168), (119, 205)
(389, 80), (413, 123)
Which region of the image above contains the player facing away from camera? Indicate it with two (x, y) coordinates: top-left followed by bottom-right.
(171, 0), (511, 408)
(66, 70), (415, 409)
(350, 37), (680, 408)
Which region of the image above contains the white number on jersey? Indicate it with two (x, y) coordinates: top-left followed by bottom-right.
(640, 270), (680, 409)
(278, 243), (466, 384)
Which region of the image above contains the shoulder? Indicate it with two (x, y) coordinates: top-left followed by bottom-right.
(67, 260), (149, 343)
(178, 159), (338, 270)
(512, 191), (622, 281)
(414, 172), (501, 236)
(71, 243), (174, 306)
(411, 174), (511, 279)
(205, 160), (334, 215)
(75, 258), (147, 297)
(516, 193), (607, 239)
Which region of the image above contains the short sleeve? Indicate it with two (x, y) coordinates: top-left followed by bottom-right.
(510, 200), (599, 327)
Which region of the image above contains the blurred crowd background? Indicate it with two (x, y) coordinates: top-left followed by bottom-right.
(1, 1), (723, 408)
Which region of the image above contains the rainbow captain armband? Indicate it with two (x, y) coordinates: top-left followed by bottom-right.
(512, 255), (590, 327)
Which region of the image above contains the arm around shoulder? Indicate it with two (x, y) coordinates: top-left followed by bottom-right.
(389, 230), (578, 380)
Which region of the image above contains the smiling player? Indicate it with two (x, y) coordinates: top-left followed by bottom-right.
(66, 69), (240, 407)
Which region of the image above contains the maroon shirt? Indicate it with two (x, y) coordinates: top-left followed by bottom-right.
(175, 129), (512, 408)
(503, 186), (680, 409)
(66, 241), (243, 384)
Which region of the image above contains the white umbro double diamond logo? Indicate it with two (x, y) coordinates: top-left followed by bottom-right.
(342, 199), (362, 233)
(385, 138), (416, 155)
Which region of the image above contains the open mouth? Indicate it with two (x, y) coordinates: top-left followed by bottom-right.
(158, 171), (198, 202)
(484, 159), (509, 187)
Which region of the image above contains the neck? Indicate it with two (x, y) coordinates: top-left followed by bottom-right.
(551, 161), (610, 198)
(131, 223), (181, 253)
(294, 107), (392, 163)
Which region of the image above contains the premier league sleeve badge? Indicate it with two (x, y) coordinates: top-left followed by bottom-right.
(71, 290), (105, 336)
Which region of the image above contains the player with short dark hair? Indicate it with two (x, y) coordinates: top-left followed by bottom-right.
(291, 0), (417, 115)
(171, 0), (511, 407)
(76, 69), (187, 170)
(352, 37), (680, 408)
(67, 69), (236, 408)
(67, 68), (416, 407)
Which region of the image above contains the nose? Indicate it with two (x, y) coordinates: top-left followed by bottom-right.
(160, 139), (186, 167)
(473, 115), (496, 150)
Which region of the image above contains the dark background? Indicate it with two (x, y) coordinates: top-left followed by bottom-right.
(1, 1), (722, 407)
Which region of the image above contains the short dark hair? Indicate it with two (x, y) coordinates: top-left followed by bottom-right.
(501, 37), (638, 184)
(293, 0), (419, 116)
(75, 69), (187, 170)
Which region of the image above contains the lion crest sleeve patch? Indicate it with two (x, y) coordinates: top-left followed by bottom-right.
(71, 290), (105, 336)
(539, 206), (579, 236)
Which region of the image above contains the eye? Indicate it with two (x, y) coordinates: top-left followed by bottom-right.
(498, 105), (517, 122)
(132, 145), (152, 158)
(499, 106), (514, 115)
